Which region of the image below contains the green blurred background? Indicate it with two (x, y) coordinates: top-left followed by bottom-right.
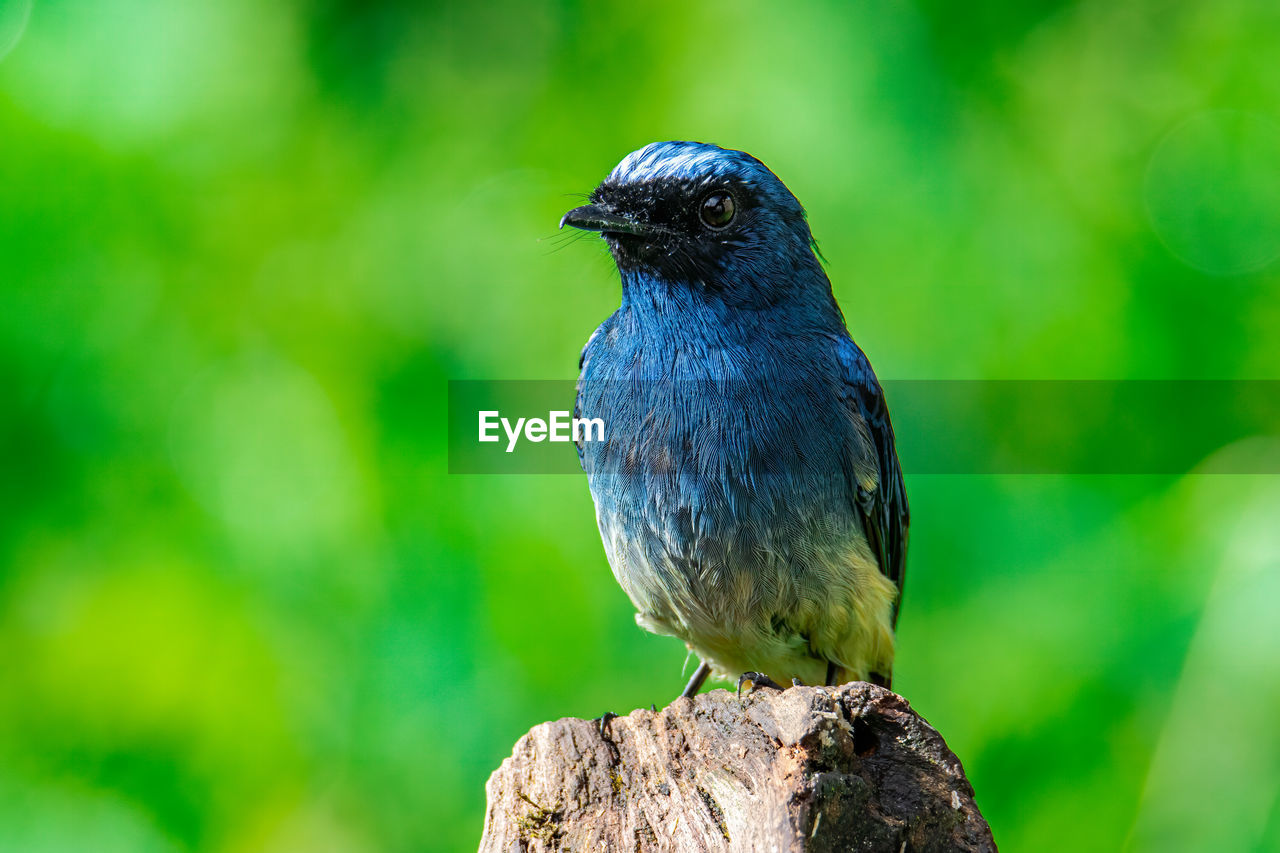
(2, 1), (1279, 850)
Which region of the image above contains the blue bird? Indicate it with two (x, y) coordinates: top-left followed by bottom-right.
(561, 141), (908, 697)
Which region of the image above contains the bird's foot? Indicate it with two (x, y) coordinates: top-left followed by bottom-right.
(826, 660), (840, 687)
(679, 661), (711, 699)
(594, 711), (618, 738)
(737, 671), (785, 699)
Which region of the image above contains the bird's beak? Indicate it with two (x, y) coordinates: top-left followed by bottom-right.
(559, 204), (650, 236)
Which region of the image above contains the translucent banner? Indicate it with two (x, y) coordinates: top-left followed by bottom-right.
(447, 380), (1280, 475)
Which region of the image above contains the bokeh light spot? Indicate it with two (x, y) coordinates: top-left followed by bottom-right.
(1144, 111), (1280, 275)
(0, 0), (33, 62)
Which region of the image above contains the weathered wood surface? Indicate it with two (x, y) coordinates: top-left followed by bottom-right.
(480, 682), (995, 852)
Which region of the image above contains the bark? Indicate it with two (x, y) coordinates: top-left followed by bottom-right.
(480, 681), (995, 852)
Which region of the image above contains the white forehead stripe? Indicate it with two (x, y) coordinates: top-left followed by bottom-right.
(608, 143), (730, 184)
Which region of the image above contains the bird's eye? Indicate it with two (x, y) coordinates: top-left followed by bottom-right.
(699, 192), (736, 229)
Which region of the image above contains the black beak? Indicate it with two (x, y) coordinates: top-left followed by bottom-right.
(559, 204), (651, 236)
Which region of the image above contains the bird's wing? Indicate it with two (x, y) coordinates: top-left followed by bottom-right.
(836, 337), (909, 627)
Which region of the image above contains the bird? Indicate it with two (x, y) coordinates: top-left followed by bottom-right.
(560, 141), (908, 698)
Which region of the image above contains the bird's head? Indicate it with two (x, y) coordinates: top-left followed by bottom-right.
(561, 141), (831, 311)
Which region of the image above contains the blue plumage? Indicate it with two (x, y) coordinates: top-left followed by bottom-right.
(561, 141), (908, 693)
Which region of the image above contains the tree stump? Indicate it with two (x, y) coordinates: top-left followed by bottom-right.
(480, 681), (995, 852)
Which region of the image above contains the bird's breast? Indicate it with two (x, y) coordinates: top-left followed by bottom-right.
(576, 315), (853, 536)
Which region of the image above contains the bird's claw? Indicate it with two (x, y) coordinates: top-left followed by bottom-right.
(737, 671), (785, 699)
(595, 711), (618, 738)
